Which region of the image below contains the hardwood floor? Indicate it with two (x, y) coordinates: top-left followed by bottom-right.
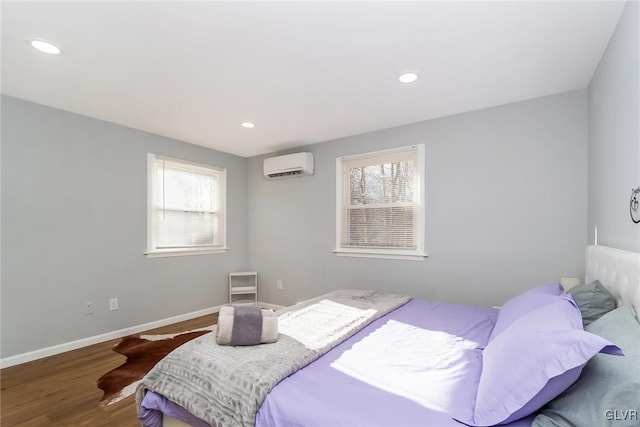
(1, 313), (218, 426)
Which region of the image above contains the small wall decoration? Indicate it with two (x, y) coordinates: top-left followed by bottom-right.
(631, 187), (640, 224)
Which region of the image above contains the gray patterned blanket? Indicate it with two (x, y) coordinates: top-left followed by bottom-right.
(135, 289), (410, 427)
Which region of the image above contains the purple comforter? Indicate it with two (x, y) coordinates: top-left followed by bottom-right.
(140, 299), (535, 426)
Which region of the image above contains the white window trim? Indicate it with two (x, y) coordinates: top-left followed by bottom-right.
(145, 153), (228, 258)
(334, 144), (427, 261)
(145, 247), (229, 258)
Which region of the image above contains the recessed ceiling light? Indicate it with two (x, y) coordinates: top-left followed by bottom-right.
(29, 39), (62, 55)
(398, 72), (418, 83)
(241, 122), (255, 128)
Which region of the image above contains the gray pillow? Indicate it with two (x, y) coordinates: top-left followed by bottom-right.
(568, 280), (616, 326)
(533, 306), (640, 427)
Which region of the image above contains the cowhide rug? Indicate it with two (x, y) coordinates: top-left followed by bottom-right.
(97, 326), (214, 406)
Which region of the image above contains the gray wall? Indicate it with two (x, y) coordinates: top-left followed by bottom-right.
(588, 0), (640, 253)
(1, 96), (248, 358)
(248, 91), (589, 308)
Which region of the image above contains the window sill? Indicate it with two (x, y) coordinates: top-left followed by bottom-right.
(333, 249), (427, 261)
(145, 247), (229, 258)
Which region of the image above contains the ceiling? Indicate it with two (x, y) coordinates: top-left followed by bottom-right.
(1, 1), (626, 158)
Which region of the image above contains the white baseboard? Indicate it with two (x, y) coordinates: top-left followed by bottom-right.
(0, 301), (285, 369)
(0, 301), (287, 369)
(260, 302), (285, 310)
(0, 304), (227, 369)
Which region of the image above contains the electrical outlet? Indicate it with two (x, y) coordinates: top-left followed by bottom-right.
(276, 280), (283, 290)
(84, 302), (94, 315)
(109, 298), (119, 311)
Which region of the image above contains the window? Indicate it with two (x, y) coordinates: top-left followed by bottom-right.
(146, 154), (227, 258)
(335, 145), (426, 261)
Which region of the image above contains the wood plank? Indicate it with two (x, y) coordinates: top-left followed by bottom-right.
(0, 313), (218, 426)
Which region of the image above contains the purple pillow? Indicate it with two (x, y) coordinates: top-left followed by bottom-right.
(456, 298), (622, 426)
(488, 283), (565, 342)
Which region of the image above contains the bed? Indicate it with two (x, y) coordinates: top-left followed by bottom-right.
(136, 245), (640, 427)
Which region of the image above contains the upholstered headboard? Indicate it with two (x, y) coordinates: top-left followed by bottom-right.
(585, 245), (640, 319)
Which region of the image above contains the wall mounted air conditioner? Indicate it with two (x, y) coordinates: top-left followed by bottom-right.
(263, 152), (314, 179)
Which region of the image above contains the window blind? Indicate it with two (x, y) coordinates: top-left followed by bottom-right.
(152, 156), (223, 249)
(340, 146), (420, 250)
